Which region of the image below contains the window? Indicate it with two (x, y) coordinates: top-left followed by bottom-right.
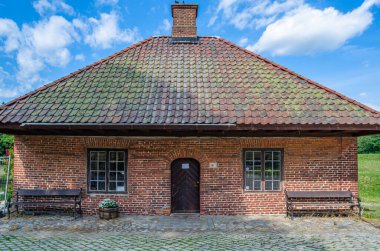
(88, 149), (127, 193)
(244, 149), (282, 191)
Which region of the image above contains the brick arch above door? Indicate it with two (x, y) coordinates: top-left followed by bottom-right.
(164, 148), (208, 167)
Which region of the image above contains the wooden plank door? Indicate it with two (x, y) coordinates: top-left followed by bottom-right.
(171, 158), (200, 213)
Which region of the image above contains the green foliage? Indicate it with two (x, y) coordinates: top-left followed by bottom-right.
(358, 154), (380, 220)
(358, 135), (380, 154)
(358, 154), (380, 203)
(0, 134), (14, 201)
(0, 134), (14, 156)
(99, 199), (118, 209)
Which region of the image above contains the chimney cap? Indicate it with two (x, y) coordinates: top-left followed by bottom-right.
(171, 4), (199, 18)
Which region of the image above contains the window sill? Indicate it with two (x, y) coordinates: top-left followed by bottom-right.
(243, 190), (283, 193)
(88, 192), (129, 197)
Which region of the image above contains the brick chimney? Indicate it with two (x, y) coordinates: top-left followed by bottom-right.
(171, 3), (198, 38)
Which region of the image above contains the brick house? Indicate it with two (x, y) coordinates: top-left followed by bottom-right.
(0, 3), (379, 215)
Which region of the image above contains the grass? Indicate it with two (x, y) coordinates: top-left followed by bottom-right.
(358, 154), (380, 220)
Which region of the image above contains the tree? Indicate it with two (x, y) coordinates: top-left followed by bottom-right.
(0, 134), (14, 156)
(358, 135), (380, 154)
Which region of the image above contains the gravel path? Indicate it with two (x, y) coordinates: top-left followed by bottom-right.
(0, 215), (379, 250)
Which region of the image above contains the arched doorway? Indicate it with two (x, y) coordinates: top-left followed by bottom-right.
(171, 158), (200, 213)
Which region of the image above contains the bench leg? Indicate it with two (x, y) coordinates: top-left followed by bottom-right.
(79, 202), (82, 215)
(7, 203), (11, 219)
(74, 203), (76, 219)
(291, 206), (294, 220)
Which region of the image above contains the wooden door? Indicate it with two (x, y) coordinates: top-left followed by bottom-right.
(171, 158), (200, 213)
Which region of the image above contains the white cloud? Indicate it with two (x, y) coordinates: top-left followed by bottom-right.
(211, 0), (304, 30)
(238, 37), (248, 47)
(0, 15), (78, 86)
(154, 19), (171, 35)
(0, 2), (140, 101)
(81, 12), (139, 49)
(0, 19), (21, 53)
(22, 16), (78, 67)
(360, 92), (368, 97)
(75, 53), (85, 61)
(16, 16), (78, 84)
(33, 0), (75, 16)
(0, 67), (21, 98)
(249, 0), (380, 55)
(96, 0), (119, 6)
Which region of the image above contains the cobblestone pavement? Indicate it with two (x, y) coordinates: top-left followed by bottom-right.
(0, 214), (379, 250)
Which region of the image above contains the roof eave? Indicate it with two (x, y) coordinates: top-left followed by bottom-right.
(1, 123), (379, 137)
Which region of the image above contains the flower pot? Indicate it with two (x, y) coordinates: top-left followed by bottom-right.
(98, 207), (119, 220)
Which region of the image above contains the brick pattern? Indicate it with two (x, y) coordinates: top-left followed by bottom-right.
(172, 4), (198, 37)
(13, 136), (358, 215)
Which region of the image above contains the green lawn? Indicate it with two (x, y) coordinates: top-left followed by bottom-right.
(358, 154), (380, 219)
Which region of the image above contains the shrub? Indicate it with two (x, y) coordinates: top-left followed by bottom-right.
(99, 199), (118, 209)
(358, 135), (380, 154)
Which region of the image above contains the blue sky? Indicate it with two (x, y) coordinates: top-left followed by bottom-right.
(0, 0), (380, 110)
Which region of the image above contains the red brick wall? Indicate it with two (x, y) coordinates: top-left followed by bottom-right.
(172, 4), (198, 37)
(13, 136), (358, 215)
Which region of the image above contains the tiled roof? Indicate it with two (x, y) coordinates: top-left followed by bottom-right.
(0, 36), (379, 128)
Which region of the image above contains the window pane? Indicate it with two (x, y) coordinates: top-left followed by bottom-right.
(245, 161), (253, 169)
(245, 151), (253, 161)
(110, 162), (116, 171)
(273, 161), (281, 171)
(117, 162), (125, 171)
(254, 181), (261, 190)
(90, 152), (97, 161)
(254, 171), (261, 180)
(98, 181), (105, 191)
(90, 181), (97, 190)
(265, 171), (272, 180)
(90, 171), (97, 180)
(273, 151), (281, 161)
(245, 177), (253, 190)
(117, 171), (125, 181)
(110, 172), (116, 181)
(265, 181), (272, 190)
(98, 152), (106, 161)
(117, 151), (125, 161)
(273, 181), (280, 190)
(99, 172), (106, 181)
(110, 151), (117, 161)
(254, 151), (261, 161)
(117, 182), (125, 192)
(265, 161), (272, 171)
(99, 162), (106, 170)
(273, 171), (280, 180)
(90, 162), (97, 170)
(265, 152), (272, 160)
(109, 182), (116, 191)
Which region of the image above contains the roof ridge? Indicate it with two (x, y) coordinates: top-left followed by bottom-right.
(218, 38), (380, 116)
(0, 37), (154, 110)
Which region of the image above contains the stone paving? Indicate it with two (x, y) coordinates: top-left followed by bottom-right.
(0, 214), (379, 250)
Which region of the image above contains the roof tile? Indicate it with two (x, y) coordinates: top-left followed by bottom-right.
(0, 36), (379, 127)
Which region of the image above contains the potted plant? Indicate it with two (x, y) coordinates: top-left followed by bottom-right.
(98, 199), (119, 220)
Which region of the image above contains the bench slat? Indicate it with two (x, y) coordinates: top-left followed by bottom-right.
(292, 203), (358, 207)
(286, 191), (352, 198)
(14, 201), (80, 205)
(18, 189), (81, 196)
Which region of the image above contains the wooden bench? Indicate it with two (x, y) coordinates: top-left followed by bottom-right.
(285, 190), (362, 219)
(8, 189), (82, 219)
